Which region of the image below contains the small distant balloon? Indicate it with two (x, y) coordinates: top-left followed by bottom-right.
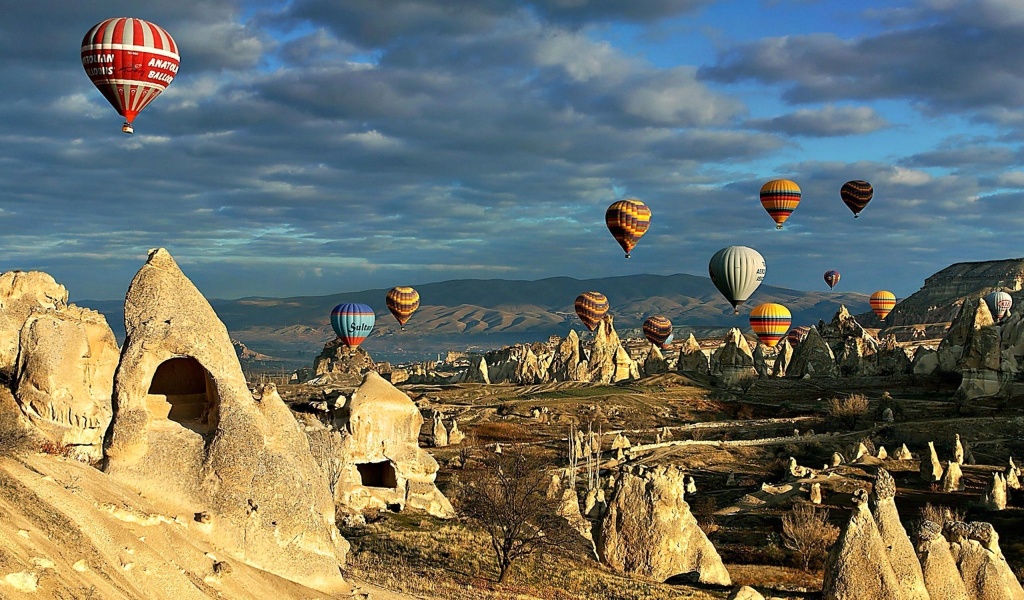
(386, 286), (420, 329)
(605, 199), (651, 258)
(824, 270), (841, 290)
(985, 291), (1013, 321)
(709, 246), (766, 314)
(81, 18), (180, 134)
(331, 303), (375, 349)
(574, 291), (609, 332)
(759, 179), (801, 229)
(642, 315), (673, 348)
(840, 180), (873, 218)
(749, 303), (792, 347)
(870, 291), (897, 321)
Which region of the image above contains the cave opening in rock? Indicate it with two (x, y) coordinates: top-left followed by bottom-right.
(146, 357), (219, 435)
(356, 461), (398, 489)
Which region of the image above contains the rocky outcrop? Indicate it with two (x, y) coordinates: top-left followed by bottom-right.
(912, 346), (939, 376)
(944, 521), (1024, 600)
(953, 298), (1015, 400)
(588, 316), (639, 383)
(820, 306), (879, 376)
(922, 442), (944, 483)
(102, 249), (347, 593)
(787, 326), (838, 378)
(710, 329), (756, 388)
(915, 520), (971, 600)
(0, 271), (68, 378)
(980, 473), (1007, 511)
(13, 305), (119, 460)
(728, 586), (766, 600)
(643, 346), (669, 375)
(549, 330), (587, 381)
(480, 343), (549, 384)
(676, 334), (710, 376)
(771, 338), (794, 377)
(597, 466), (730, 585)
(333, 372), (454, 520)
(313, 340), (376, 384)
(822, 489), (904, 600)
(943, 461), (965, 492)
(871, 469), (929, 600)
(876, 334), (913, 375)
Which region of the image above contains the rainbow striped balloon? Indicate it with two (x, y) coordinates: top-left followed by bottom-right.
(749, 303), (792, 347)
(331, 303), (375, 348)
(605, 199), (652, 258)
(574, 291), (609, 332)
(870, 291), (897, 321)
(386, 286), (420, 328)
(759, 179), (801, 230)
(642, 315), (673, 348)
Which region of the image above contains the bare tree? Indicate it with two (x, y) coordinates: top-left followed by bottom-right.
(781, 502), (839, 571)
(307, 428), (345, 495)
(456, 442), (577, 583)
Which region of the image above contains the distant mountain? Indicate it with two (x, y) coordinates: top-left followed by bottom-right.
(79, 273), (868, 368)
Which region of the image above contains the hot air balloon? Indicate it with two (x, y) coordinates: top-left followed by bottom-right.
(786, 326), (811, 346)
(841, 180), (873, 218)
(605, 199), (651, 258)
(574, 292), (609, 332)
(870, 291), (897, 321)
(985, 291), (1013, 321)
(749, 303), (792, 347)
(824, 270), (841, 290)
(386, 286), (420, 329)
(643, 315), (673, 348)
(331, 303), (375, 349)
(759, 179), (801, 229)
(81, 18), (180, 134)
(709, 246), (766, 314)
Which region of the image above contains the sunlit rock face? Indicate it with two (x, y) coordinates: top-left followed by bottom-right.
(709, 328), (756, 387)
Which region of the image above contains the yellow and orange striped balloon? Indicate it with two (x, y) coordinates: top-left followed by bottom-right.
(574, 291), (609, 332)
(386, 286), (420, 328)
(870, 290), (896, 320)
(759, 179), (801, 230)
(605, 199), (651, 258)
(749, 303), (792, 347)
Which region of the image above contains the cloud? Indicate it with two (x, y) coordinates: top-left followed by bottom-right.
(750, 105), (889, 137)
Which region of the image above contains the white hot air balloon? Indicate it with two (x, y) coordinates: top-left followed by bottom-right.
(985, 291), (1013, 321)
(709, 246), (766, 314)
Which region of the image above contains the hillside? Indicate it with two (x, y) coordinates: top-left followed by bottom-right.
(79, 273), (868, 366)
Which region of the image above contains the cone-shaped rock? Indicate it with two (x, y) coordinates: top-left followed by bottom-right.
(944, 521), (1024, 600)
(871, 469), (929, 600)
(915, 520), (970, 600)
(822, 489), (904, 600)
(771, 338), (794, 377)
(980, 473), (1007, 511)
(103, 249), (348, 593)
(710, 328), (756, 388)
(598, 466), (730, 585)
(787, 326), (838, 378)
(895, 444), (913, 460)
(922, 442), (944, 483)
(0, 271), (68, 377)
(677, 333), (710, 376)
(644, 345), (668, 375)
(943, 461), (965, 493)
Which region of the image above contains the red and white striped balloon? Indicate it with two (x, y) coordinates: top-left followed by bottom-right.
(81, 18), (179, 133)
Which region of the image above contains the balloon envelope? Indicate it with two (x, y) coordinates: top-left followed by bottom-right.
(841, 180), (873, 217)
(985, 291), (1013, 321)
(870, 291), (897, 320)
(331, 303), (375, 348)
(824, 270), (841, 290)
(749, 303), (792, 347)
(82, 18), (180, 132)
(759, 179), (801, 229)
(386, 286), (420, 327)
(605, 199), (651, 258)
(643, 315), (673, 348)
(574, 292), (609, 332)
(709, 246), (766, 314)
(786, 326), (811, 346)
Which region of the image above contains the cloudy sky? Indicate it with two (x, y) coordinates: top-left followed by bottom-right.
(1, 0), (1022, 303)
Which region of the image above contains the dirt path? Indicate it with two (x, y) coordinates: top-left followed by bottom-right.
(348, 577), (430, 600)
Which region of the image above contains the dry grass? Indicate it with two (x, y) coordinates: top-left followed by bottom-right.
(342, 513), (721, 600)
(0, 411), (32, 455)
(471, 422), (531, 442)
(918, 502), (965, 529)
(827, 394), (869, 429)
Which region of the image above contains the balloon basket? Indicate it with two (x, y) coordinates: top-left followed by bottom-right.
(775, 224), (783, 230)
(624, 253), (631, 259)
(121, 122), (134, 135)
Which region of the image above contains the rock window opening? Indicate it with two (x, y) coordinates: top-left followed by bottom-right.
(356, 461), (398, 489)
(146, 357), (219, 435)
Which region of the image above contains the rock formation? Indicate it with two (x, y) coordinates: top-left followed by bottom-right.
(943, 461), (965, 493)
(313, 340), (377, 385)
(332, 372), (454, 519)
(915, 520), (971, 600)
(953, 434), (965, 465)
(912, 346), (940, 376)
(895, 444), (913, 460)
(876, 334), (913, 375)
(771, 337), (794, 377)
(643, 346), (669, 375)
(810, 482), (822, 504)
(980, 473), (1007, 511)
(102, 249), (348, 593)
(611, 433), (631, 450)
(548, 330), (587, 381)
(728, 586), (766, 600)
(752, 343), (769, 377)
(0, 271), (68, 378)
(921, 442), (944, 483)
(822, 489), (904, 600)
(709, 329), (757, 388)
(944, 521), (1024, 600)
(787, 326), (838, 378)
(448, 419), (465, 445)
(597, 466), (730, 585)
(432, 412), (448, 447)
(676, 333), (711, 376)
(871, 469), (929, 600)
(877, 446), (888, 459)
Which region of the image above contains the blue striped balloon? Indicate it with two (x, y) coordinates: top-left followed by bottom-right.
(331, 303), (375, 349)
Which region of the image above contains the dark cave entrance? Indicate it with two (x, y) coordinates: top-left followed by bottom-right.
(146, 357), (219, 435)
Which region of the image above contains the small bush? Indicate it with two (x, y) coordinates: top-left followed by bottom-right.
(918, 503), (964, 529)
(781, 503), (839, 571)
(0, 411), (31, 455)
(827, 394), (870, 429)
(39, 439), (74, 457)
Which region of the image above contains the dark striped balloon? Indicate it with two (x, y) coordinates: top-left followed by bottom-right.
(574, 291), (609, 332)
(749, 303), (792, 347)
(824, 270), (840, 290)
(331, 303), (375, 349)
(786, 326), (811, 346)
(840, 180), (873, 217)
(386, 286), (420, 328)
(605, 199), (651, 258)
(642, 315), (673, 348)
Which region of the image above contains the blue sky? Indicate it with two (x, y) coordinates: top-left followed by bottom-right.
(2, 0), (1023, 303)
